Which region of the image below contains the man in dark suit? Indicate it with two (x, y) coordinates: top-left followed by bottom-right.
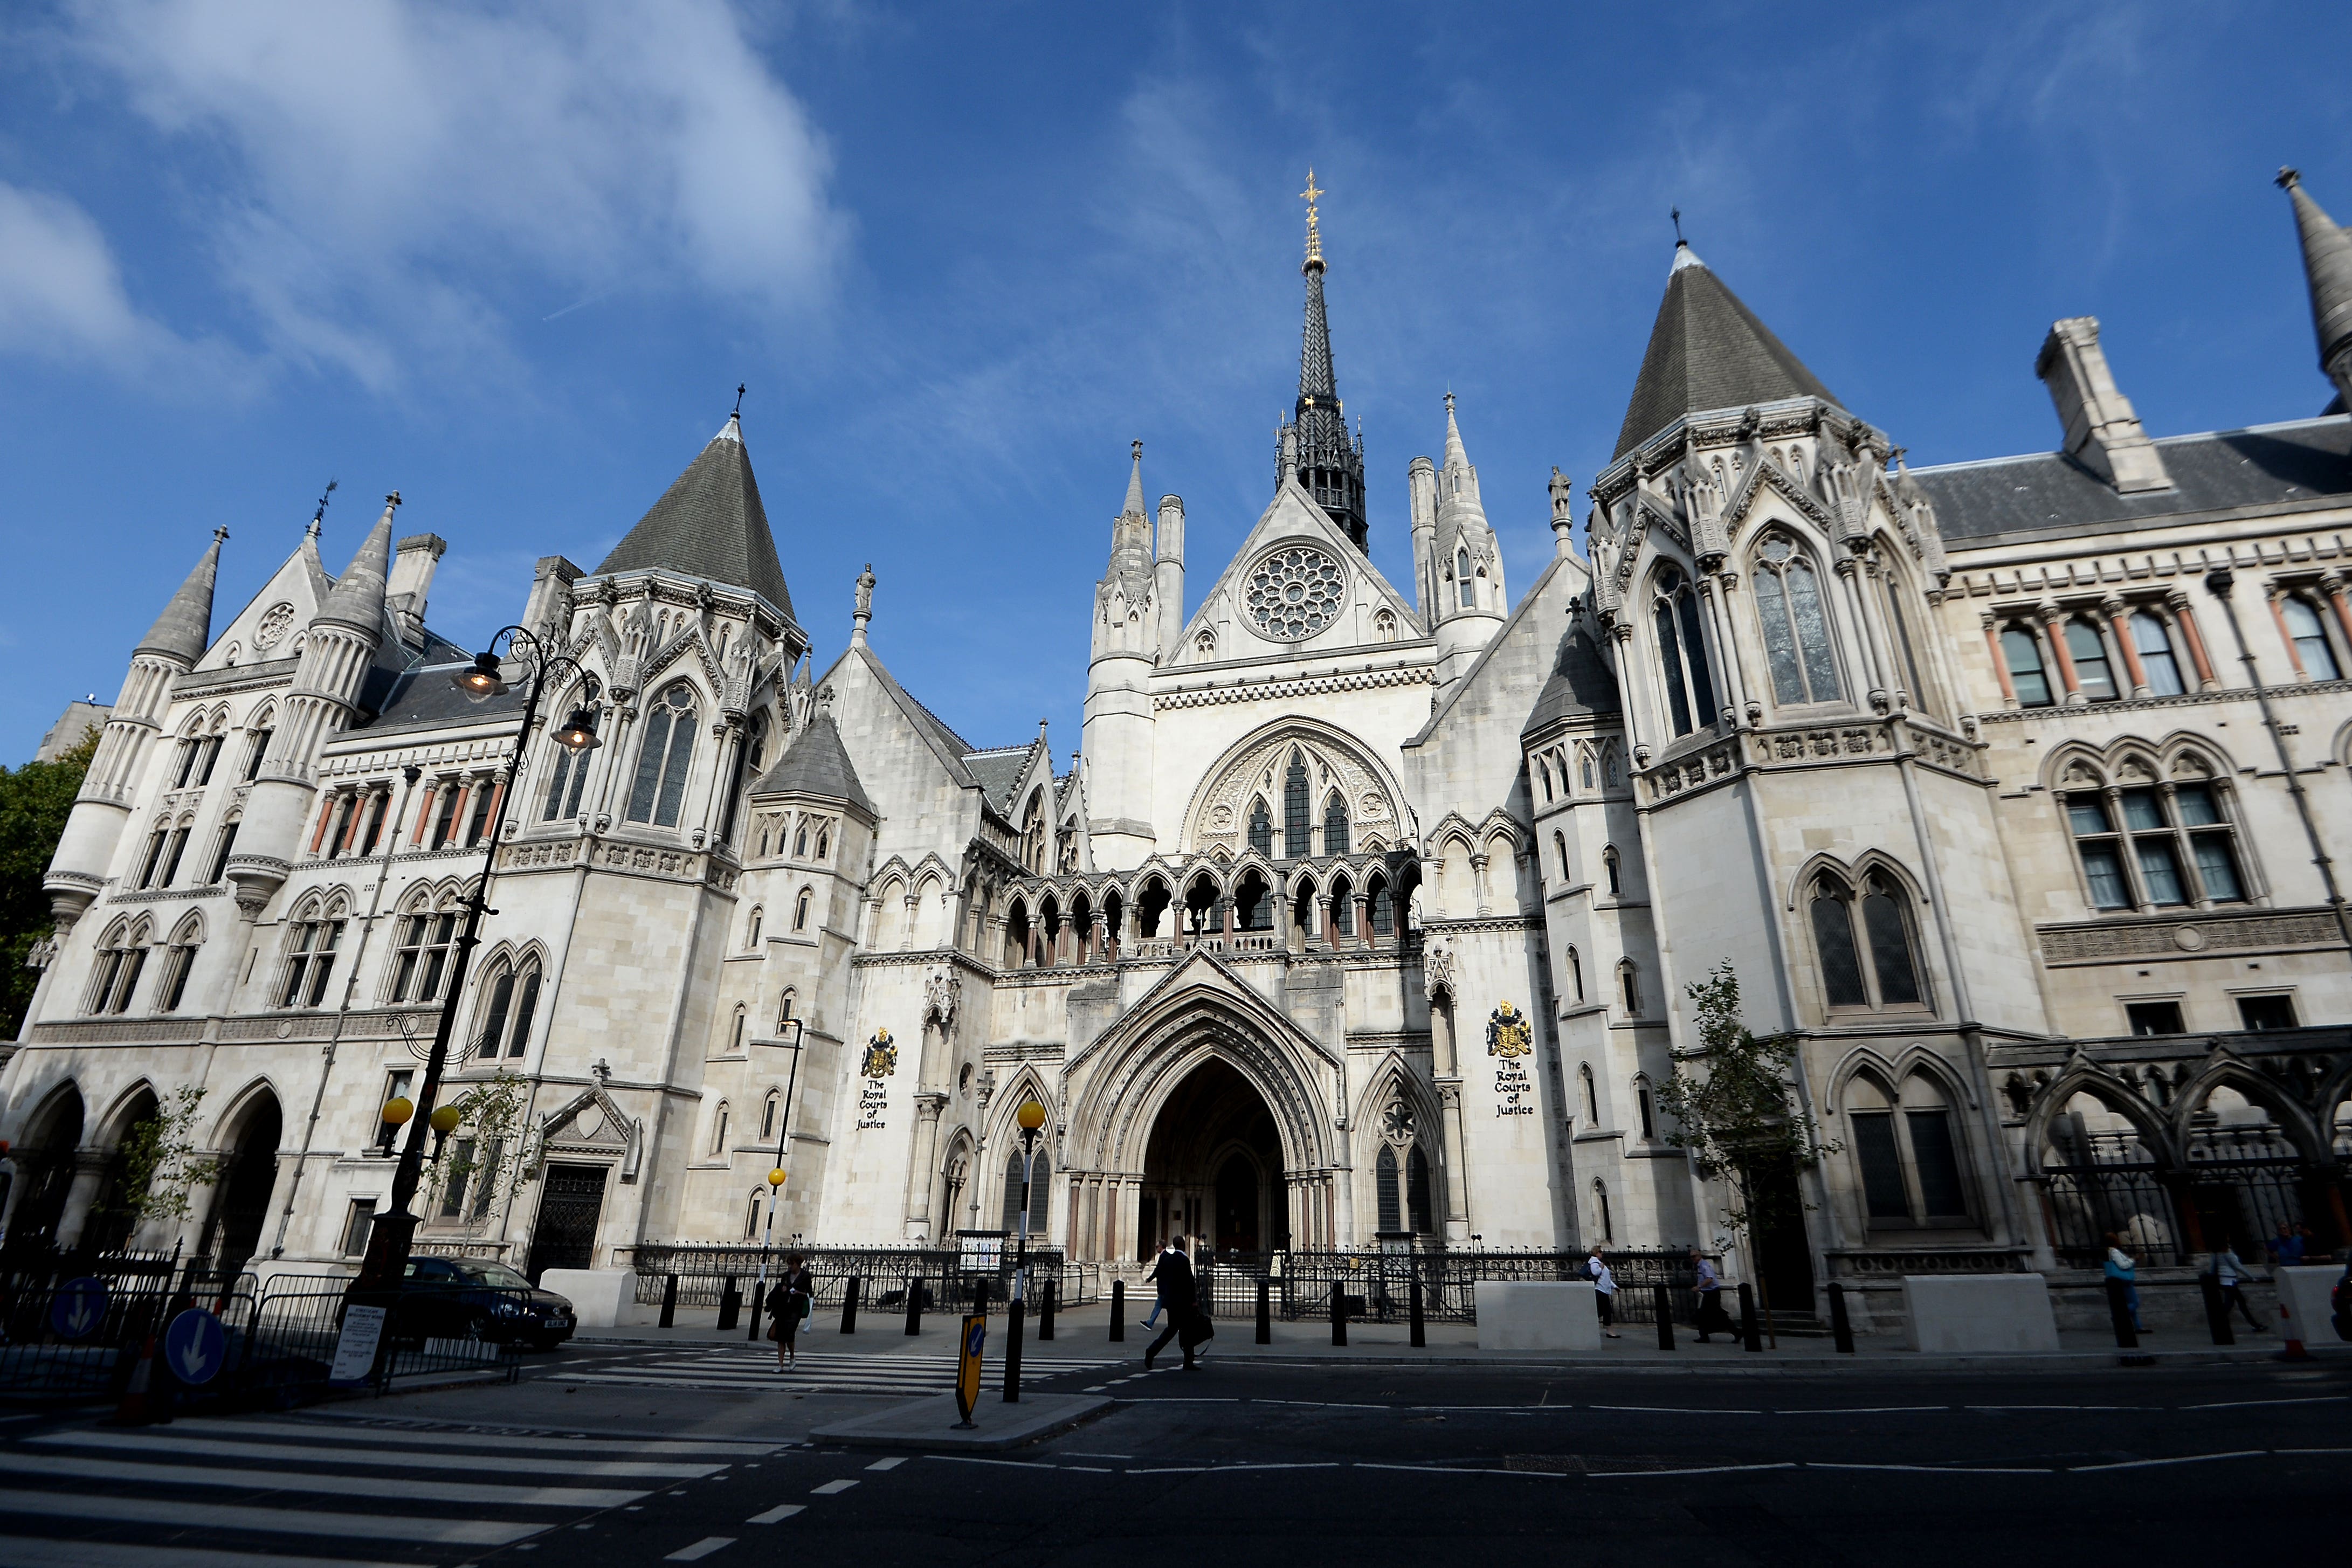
(1144, 1239), (1204, 1370)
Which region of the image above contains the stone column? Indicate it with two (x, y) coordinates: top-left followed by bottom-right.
(2168, 589), (2219, 689)
(2267, 586), (2309, 679)
(1356, 894), (1374, 951)
(1699, 575), (1749, 726)
(1981, 613), (2018, 707)
(1470, 852), (1491, 917)
(309, 792), (339, 856)
(2104, 597), (2150, 696)
(2322, 571), (2352, 657)
(50, 1151), (112, 1249)
(905, 1094), (945, 1240)
(447, 777), (477, 848)
(1438, 1082), (1471, 1244)
(2037, 605), (2084, 703)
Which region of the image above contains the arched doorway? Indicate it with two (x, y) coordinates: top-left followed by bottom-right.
(201, 1093), (282, 1275)
(8, 1084), (85, 1250)
(86, 1086), (162, 1255)
(1140, 1059), (1285, 1260)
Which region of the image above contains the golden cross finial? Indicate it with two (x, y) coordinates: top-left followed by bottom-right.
(1300, 167), (1325, 265)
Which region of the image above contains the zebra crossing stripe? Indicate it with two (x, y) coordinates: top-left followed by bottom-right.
(0, 1449), (648, 1509)
(163, 1417), (780, 1458)
(0, 1488), (540, 1547)
(0, 1541), (414, 1568)
(26, 1430), (722, 1480)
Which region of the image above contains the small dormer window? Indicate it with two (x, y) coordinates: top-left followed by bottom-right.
(1457, 548), (1475, 608)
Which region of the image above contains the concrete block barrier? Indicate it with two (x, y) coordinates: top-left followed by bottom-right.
(1901, 1274), (2060, 1353)
(1475, 1281), (1602, 1351)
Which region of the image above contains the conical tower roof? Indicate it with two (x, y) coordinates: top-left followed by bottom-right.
(751, 710), (874, 817)
(2280, 168), (2352, 377)
(136, 530), (225, 662)
(596, 413), (794, 618)
(1614, 243), (1840, 458)
(316, 499), (397, 634)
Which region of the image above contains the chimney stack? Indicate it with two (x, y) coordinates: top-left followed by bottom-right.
(387, 533), (448, 646)
(2036, 317), (2172, 494)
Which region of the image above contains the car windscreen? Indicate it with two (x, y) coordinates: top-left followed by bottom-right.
(457, 1263), (534, 1290)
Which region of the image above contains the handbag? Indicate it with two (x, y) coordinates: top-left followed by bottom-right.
(1177, 1306), (1215, 1350)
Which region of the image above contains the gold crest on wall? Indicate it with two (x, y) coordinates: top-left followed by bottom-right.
(861, 1028), (899, 1080)
(1486, 1001), (1533, 1059)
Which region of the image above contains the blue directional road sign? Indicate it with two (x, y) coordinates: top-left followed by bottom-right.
(49, 1277), (107, 1341)
(163, 1307), (227, 1385)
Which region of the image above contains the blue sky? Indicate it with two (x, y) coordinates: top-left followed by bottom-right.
(4, 2), (2349, 764)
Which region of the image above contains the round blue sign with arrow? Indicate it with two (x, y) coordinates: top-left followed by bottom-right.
(163, 1307), (227, 1386)
(49, 1277), (107, 1341)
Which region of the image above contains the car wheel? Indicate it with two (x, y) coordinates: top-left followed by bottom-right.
(461, 1314), (491, 1344)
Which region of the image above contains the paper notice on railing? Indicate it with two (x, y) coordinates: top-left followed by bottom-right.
(330, 1305), (387, 1383)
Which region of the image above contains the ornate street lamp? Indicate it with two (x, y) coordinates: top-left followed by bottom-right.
(352, 626), (601, 1297)
(1002, 1097), (1047, 1403)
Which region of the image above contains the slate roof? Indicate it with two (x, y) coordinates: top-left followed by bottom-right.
(1521, 620), (1622, 737)
(1615, 246), (1841, 459)
(359, 659), (530, 734)
(1903, 415), (2352, 548)
(595, 418), (795, 617)
(962, 746), (1035, 817)
(753, 712), (875, 817)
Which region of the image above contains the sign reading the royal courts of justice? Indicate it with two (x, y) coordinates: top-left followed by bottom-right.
(1487, 1001), (1535, 1118)
(856, 1028), (897, 1130)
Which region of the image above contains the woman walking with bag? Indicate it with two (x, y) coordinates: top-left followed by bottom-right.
(1587, 1245), (1622, 1338)
(770, 1254), (815, 1369)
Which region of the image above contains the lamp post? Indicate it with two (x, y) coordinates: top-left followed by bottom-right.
(753, 1018), (806, 1331)
(354, 626), (602, 1295)
(1002, 1097), (1046, 1403)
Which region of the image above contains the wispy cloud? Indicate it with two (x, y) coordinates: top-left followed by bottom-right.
(0, 179), (245, 384)
(40, 0), (849, 392)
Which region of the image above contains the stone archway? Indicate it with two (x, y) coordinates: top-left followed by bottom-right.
(201, 1092), (282, 1275)
(1141, 1060), (1285, 1259)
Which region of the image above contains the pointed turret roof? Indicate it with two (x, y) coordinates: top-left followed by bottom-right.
(2280, 168), (2352, 378)
(596, 413), (795, 617)
(1105, 441), (1154, 601)
(1613, 241), (1840, 459)
(315, 498), (396, 635)
(751, 710), (874, 817)
(136, 530), (225, 663)
(1286, 169), (1367, 550)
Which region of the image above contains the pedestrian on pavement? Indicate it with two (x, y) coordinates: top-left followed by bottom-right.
(1142, 1240), (1176, 1330)
(770, 1253), (814, 1369)
(2267, 1221), (2305, 1269)
(1689, 1248), (1734, 1343)
(1144, 1239), (1206, 1371)
(2103, 1233), (2146, 1334)
(1587, 1246), (1621, 1338)
(2210, 1243), (2266, 1332)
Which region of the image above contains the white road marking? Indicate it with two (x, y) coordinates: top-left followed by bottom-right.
(747, 1504), (806, 1523)
(0, 1543), (414, 1568)
(0, 1449), (645, 1508)
(1808, 1462), (2054, 1475)
(2069, 1449), (2268, 1472)
(26, 1430), (719, 1479)
(811, 1479), (859, 1495)
(1589, 1462), (1800, 1478)
(865, 1457), (905, 1471)
(168, 1417), (779, 1457)
(0, 1488), (542, 1545)
(2178, 1396), (2350, 1411)
(1587, 1405), (1762, 1415)
(664, 1538), (736, 1562)
(1771, 1406), (1948, 1415)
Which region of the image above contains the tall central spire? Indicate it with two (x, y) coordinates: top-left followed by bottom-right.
(1285, 168), (1367, 550)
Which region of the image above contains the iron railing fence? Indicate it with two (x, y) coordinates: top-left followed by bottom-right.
(629, 1242), (1100, 1315)
(242, 1274), (526, 1393)
(2040, 1159), (2313, 1270)
(1187, 1248), (1712, 1325)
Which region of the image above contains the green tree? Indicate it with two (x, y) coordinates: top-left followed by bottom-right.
(95, 1086), (221, 1237)
(1, 727), (98, 1034)
(423, 1072), (539, 1227)
(1653, 961), (1838, 1338)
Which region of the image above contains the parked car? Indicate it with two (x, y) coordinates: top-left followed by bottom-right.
(394, 1258), (575, 1350)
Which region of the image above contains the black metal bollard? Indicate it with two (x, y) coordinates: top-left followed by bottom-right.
(1039, 1279), (1056, 1341)
(659, 1274), (679, 1329)
(1332, 1281), (1348, 1346)
(1409, 1274), (1426, 1348)
(904, 1272), (923, 1336)
(1738, 1283), (1763, 1352)
(840, 1276), (860, 1336)
(717, 1277), (740, 1332)
(1003, 1296), (1026, 1403)
(746, 1280), (767, 1342)
(2198, 1273), (2234, 1346)
(1654, 1282), (1676, 1350)
(1256, 1279), (1272, 1345)
(2105, 1277), (2140, 1349)
(1110, 1279), (1126, 1342)
(972, 1276), (989, 1315)
(1827, 1280), (1856, 1353)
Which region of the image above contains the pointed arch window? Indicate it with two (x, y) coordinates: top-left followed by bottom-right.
(1810, 874), (1868, 1007)
(1652, 568), (1718, 737)
(1602, 845), (1621, 897)
(390, 902), (460, 1003)
(1752, 536), (1841, 705)
(87, 924), (147, 1015)
(999, 1146), (1051, 1237)
(542, 707), (598, 820)
(794, 889), (813, 932)
(474, 959), (541, 1059)
(1368, 875), (1394, 935)
(1634, 1076), (1656, 1140)
(1618, 961), (1641, 1016)
(1457, 547), (1476, 609)
(1592, 1178), (1614, 1242)
(1554, 831), (1570, 882)
(1247, 798), (1273, 858)
(761, 1089), (781, 1141)
(1567, 945), (1584, 1003)
(1810, 869), (1927, 1010)
(711, 1102), (730, 1157)
(626, 684), (698, 827)
(1322, 791), (1350, 855)
(1375, 1145), (1401, 1232)
(1580, 1062), (1598, 1124)
(156, 922), (201, 1013)
(279, 910), (344, 1009)
(1846, 1073), (1974, 1227)
(244, 726), (273, 782)
(1282, 751), (1311, 858)
(1405, 1145), (1432, 1233)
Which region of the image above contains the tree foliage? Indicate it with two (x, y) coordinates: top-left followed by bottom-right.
(1, 728), (98, 1034)
(423, 1072), (540, 1227)
(1653, 961), (1838, 1246)
(98, 1086), (222, 1231)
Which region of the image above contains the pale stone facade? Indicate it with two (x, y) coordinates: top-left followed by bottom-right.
(7, 174), (2351, 1311)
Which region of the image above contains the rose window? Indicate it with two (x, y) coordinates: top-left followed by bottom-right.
(1246, 547), (1345, 640)
(253, 602), (295, 652)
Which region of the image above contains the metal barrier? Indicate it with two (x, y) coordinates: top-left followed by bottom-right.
(628, 1243), (1099, 1315)
(1190, 1248), (1712, 1326)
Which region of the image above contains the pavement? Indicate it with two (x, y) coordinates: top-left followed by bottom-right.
(2, 1327), (2346, 1566)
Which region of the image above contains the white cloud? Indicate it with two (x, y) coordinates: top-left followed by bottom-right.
(0, 180), (233, 378)
(53, 0), (846, 389)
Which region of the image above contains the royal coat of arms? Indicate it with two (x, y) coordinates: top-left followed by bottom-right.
(861, 1028), (899, 1080)
(1486, 1001), (1533, 1059)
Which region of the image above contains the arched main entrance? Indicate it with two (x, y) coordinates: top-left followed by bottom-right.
(1140, 1059), (1286, 1260)
(200, 1093), (282, 1275)
(5, 1084), (85, 1249)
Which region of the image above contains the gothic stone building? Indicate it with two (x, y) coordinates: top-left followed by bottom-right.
(8, 172), (2352, 1320)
